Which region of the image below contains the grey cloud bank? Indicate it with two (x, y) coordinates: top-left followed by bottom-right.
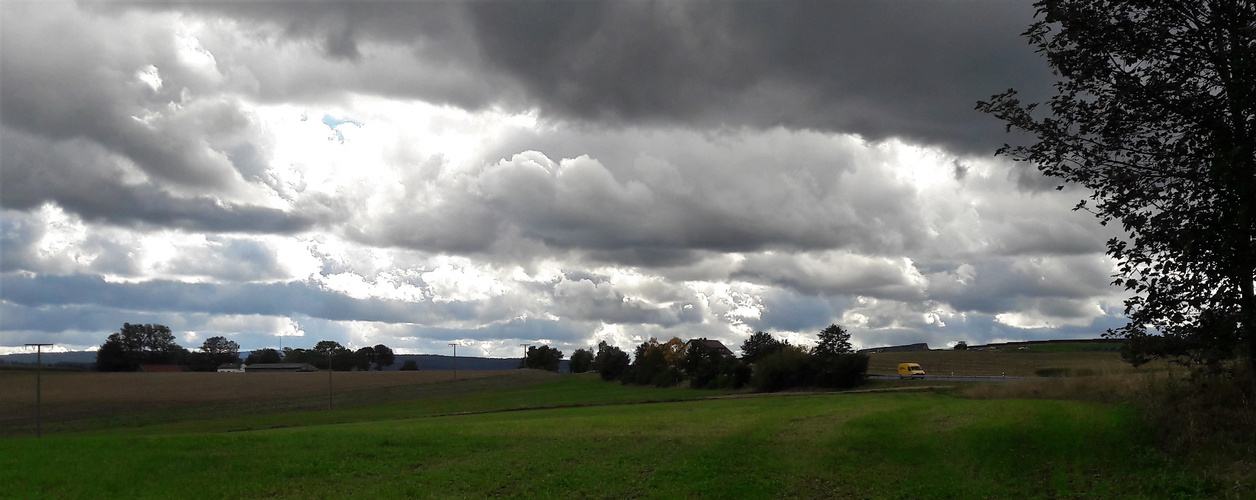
(1, 1), (1127, 358)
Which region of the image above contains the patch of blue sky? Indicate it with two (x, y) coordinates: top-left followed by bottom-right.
(321, 114), (363, 142)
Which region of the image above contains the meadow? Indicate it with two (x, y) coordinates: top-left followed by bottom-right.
(1, 371), (1246, 499)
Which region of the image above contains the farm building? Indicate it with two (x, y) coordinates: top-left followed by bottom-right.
(686, 338), (734, 357)
(217, 363), (244, 373)
(857, 342), (931, 354)
(243, 363), (319, 373)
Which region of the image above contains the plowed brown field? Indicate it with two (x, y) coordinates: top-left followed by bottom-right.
(0, 369), (557, 435)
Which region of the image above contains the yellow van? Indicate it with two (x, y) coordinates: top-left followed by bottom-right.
(898, 363), (925, 379)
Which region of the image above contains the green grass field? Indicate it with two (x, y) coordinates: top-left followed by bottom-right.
(0, 374), (1237, 499)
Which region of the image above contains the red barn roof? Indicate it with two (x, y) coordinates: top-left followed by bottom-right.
(686, 338), (734, 357)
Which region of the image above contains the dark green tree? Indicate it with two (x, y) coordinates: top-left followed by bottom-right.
(740, 331), (787, 364)
(682, 341), (719, 388)
(201, 336), (241, 368)
(569, 348), (595, 373)
(523, 345), (564, 372)
(592, 341), (630, 381)
(95, 323), (185, 371)
(813, 324), (853, 357)
(245, 348), (283, 364)
(399, 359), (420, 371)
(94, 338), (131, 372)
(282, 347), (317, 366)
(978, 0), (1256, 373)
(368, 344), (396, 371)
(625, 338), (683, 386)
(311, 341), (354, 370)
(353, 347), (374, 371)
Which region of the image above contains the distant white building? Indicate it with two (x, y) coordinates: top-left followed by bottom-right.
(217, 363), (245, 373)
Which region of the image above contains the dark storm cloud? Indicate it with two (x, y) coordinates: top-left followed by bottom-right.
(735, 252), (926, 300)
(551, 276), (703, 326)
(0, 3), (259, 190)
(464, 1), (1051, 153)
(0, 4), (322, 233)
(403, 318), (592, 345)
(105, 0), (507, 108)
(0, 302), (169, 337)
(751, 290), (838, 333)
(119, 1), (1049, 154)
(0, 271), (707, 334)
(1, 128), (318, 234)
(0, 215), (39, 273)
(2, 1), (1053, 241)
(0, 273), (434, 324)
(927, 256), (1115, 316)
(0, 1), (1127, 354)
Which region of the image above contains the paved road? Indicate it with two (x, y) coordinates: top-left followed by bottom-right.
(867, 374), (1021, 383)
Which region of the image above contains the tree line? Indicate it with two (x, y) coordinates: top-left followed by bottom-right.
(565, 324), (869, 392)
(95, 323), (395, 372)
(244, 341), (396, 371)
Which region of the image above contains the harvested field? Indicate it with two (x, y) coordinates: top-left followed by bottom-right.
(0, 369), (557, 435)
(866, 349), (1156, 377)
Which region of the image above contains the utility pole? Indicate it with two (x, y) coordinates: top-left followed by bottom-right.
(25, 343), (53, 438)
(327, 350), (333, 410)
(519, 343), (531, 368)
(449, 343), (458, 380)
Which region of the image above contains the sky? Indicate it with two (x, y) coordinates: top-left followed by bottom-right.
(0, 1), (1131, 358)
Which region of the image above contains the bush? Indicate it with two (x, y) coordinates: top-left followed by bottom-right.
(399, 359), (419, 371)
(1139, 363), (1256, 454)
(751, 346), (815, 392)
(713, 357), (752, 389)
(813, 353), (869, 389)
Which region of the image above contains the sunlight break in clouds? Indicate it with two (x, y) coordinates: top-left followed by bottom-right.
(1, 1), (1129, 358)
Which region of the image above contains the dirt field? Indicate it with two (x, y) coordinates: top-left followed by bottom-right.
(0, 369), (555, 435)
(0, 369), (513, 405)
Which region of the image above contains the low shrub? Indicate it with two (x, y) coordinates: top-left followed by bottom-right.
(1137, 363), (1255, 454)
(962, 372), (1148, 404)
(814, 353), (870, 389)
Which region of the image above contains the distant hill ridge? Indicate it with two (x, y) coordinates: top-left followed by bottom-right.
(0, 351), (568, 372)
(858, 338), (1122, 353)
